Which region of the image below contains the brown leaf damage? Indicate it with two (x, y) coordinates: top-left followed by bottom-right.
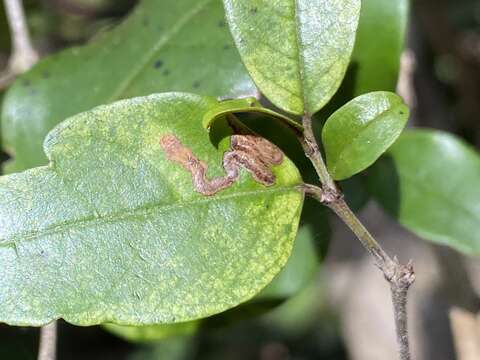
(160, 134), (284, 196)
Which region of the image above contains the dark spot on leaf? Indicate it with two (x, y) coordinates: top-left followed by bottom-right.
(162, 69), (170, 76)
(193, 81), (201, 89)
(40, 250), (45, 255)
(153, 59), (163, 69)
(250, 7), (258, 14)
(218, 20), (226, 27)
(223, 44), (231, 50)
(42, 71), (50, 79)
(399, 111), (405, 115)
(142, 18), (149, 27)
(22, 79), (31, 87)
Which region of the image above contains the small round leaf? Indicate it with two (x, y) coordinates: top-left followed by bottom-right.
(322, 91), (409, 180)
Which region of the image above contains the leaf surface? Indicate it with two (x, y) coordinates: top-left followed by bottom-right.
(369, 129), (480, 255)
(351, 0), (409, 95)
(223, 0), (361, 115)
(322, 91), (409, 180)
(2, 0), (255, 172)
(0, 93), (303, 326)
(103, 196), (328, 342)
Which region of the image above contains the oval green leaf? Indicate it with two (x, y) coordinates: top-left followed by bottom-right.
(2, 0), (255, 173)
(322, 91), (409, 180)
(0, 93), (303, 326)
(369, 129), (480, 255)
(223, 0), (361, 115)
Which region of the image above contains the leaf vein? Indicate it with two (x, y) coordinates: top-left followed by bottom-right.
(109, 0), (213, 100)
(0, 186), (299, 246)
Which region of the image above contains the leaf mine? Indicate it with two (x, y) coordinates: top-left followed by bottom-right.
(160, 134), (284, 196)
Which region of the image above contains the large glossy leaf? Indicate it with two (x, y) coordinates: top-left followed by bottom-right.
(107, 110), (329, 343)
(369, 129), (480, 255)
(0, 93), (303, 326)
(1, 0), (255, 173)
(223, 0), (361, 115)
(322, 91), (409, 180)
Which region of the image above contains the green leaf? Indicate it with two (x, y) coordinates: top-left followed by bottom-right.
(369, 129), (480, 255)
(351, 0), (409, 95)
(223, 0), (361, 115)
(312, 0), (409, 124)
(0, 93), (303, 326)
(202, 98), (302, 131)
(1, 0), (255, 172)
(105, 201), (329, 342)
(257, 199), (327, 300)
(322, 91), (409, 180)
(104, 321), (199, 343)
(128, 336), (195, 360)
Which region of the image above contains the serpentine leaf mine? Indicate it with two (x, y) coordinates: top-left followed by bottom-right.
(160, 134), (284, 195)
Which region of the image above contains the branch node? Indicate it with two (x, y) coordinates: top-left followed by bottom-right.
(390, 261), (416, 290)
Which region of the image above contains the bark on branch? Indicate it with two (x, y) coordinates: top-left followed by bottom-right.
(1, 0), (38, 89)
(37, 321), (57, 360)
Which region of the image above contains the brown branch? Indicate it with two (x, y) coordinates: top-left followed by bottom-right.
(299, 114), (336, 191)
(303, 184), (415, 360)
(300, 111), (415, 360)
(37, 321), (57, 360)
(1, 0), (38, 89)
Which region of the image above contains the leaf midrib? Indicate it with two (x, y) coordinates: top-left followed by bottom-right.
(293, 0), (307, 113)
(0, 186), (300, 247)
(108, 0), (213, 101)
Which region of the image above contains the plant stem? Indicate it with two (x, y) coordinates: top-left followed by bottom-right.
(300, 111), (415, 360)
(4, 0), (38, 72)
(37, 321), (57, 360)
(331, 197), (415, 360)
(300, 114), (336, 190)
(0, 0), (38, 89)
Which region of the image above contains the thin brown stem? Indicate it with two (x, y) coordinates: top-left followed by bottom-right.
(302, 183), (415, 359)
(300, 114), (336, 190)
(1, 0), (38, 88)
(4, 0), (38, 73)
(37, 321), (57, 360)
(391, 264), (415, 360)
